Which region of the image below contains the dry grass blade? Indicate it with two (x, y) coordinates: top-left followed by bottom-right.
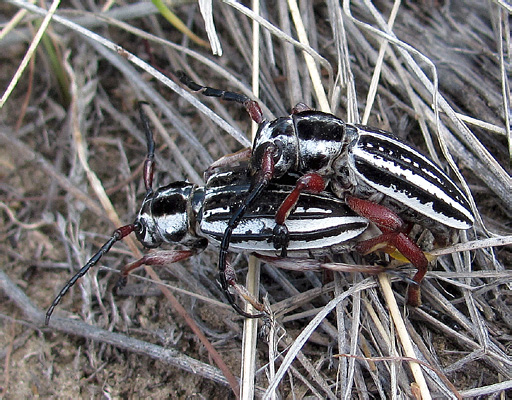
(0, 0), (510, 398)
(0, 269), (252, 391)
(239, 1), (261, 398)
(0, 0), (61, 108)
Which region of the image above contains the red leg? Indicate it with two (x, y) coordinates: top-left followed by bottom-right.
(272, 173), (326, 256)
(116, 249), (195, 289)
(346, 196), (404, 233)
(347, 196), (428, 306)
(275, 173), (326, 224)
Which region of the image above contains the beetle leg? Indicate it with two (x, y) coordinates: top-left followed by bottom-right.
(205, 147), (252, 179)
(177, 71), (264, 124)
(273, 173), (327, 256)
(346, 196), (428, 306)
(114, 247), (265, 317)
(259, 254), (384, 273)
(115, 249), (196, 290)
(346, 196), (404, 233)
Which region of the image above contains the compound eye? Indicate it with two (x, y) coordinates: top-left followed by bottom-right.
(133, 218), (146, 242)
(273, 140), (284, 162)
(272, 139), (296, 177)
(134, 220), (145, 239)
(134, 215), (160, 248)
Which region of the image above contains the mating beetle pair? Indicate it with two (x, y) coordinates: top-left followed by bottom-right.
(45, 106), (372, 323)
(46, 73), (474, 323)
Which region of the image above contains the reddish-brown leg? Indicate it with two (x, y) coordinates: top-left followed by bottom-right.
(116, 249), (195, 289)
(347, 196), (428, 306)
(257, 254), (388, 274)
(275, 173), (327, 224)
(291, 103), (311, 113)
(205, 148), (252, 178)
(273, 173), (327, 256)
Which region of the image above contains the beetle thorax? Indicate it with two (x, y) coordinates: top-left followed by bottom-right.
(252, 117), (299, 177)
(293, 111), (347, 176)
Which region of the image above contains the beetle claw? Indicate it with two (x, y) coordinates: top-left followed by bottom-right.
(272, 223), (290, 257)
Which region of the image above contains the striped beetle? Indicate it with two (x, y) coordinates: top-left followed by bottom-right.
(178, 73), (475, 311)
(45, 106), (372, 323)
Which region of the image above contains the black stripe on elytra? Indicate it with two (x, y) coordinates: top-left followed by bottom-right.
(209, 221), (367, 243)
(354, 158), (472, 225)
(356, 133), (471, 210)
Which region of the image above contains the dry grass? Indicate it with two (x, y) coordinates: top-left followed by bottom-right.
(1, 0), (511, 398)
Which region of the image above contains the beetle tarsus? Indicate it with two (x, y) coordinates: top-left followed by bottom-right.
(272, 224), (290, 258)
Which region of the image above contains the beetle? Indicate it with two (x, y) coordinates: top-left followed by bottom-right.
(177, 72), (475, 310)
(45, 106), (375, 323)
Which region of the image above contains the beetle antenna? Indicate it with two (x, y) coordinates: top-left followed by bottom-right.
(217, 144), (276, 317)
(45, 225), (137, 325)
(218, 182), (268, 318)
(46, 104), (160, 325)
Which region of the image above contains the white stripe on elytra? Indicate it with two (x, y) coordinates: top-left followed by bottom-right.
(206, 220), (366, 253)
(365, 135), (450, 186)
(201, 215), (367, 246)
(352, 137), (473, 228)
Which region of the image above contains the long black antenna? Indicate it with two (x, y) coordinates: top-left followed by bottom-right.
(139, 102), (155, 194)
(217, 145), (276, 317)
(46, 103), (158, 324)
(177, 71), (264, 124)
(45, 224), (136, 325)
(217, 184), (269, 318)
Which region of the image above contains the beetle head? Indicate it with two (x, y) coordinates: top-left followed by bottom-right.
(135, 182), (197, 248)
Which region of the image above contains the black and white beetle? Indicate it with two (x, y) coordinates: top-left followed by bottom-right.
(178, 72), (475, 311)
(45, 106), (373, 323)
